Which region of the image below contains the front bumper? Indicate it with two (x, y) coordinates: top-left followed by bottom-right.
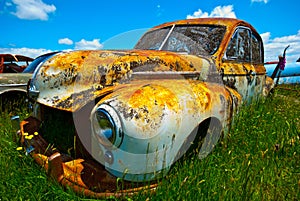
(18, 116), (157, 198)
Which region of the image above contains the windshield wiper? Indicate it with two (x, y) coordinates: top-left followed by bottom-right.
(158, 24), (175, 50)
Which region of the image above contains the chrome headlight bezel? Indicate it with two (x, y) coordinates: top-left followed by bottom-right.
(91, 104), (123, 148)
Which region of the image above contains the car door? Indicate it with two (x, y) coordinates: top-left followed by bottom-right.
(221, 26), (264, 102)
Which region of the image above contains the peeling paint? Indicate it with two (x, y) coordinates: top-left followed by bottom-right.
(30, 50), (213, 111)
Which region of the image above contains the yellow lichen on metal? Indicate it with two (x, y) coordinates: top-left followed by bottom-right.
(190, 82), (212, 111)
(127, 84), (179, 134)
(34, 50), (212, 111)
(104, 81), (183, 135)
(264, 76), (275, 96)
(128, 84), (180, 112)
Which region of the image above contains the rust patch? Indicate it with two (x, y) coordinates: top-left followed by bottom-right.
(18, 117), (158, 198)
(190, 82), (212, 111)
(113, 83), (181, 133)
(128, 84), (179, 112)
(34, 50), (212, 111)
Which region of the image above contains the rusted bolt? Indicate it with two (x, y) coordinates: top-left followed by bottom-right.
(104, 151), (114, 164)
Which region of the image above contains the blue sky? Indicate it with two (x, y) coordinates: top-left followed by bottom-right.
(0, 0), (300, 77)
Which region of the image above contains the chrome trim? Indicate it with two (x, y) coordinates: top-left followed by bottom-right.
(28, 88), (40, 100)
(92, 104), (123, 148)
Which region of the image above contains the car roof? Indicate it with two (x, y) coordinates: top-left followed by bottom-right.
(151, 17), (256, 32)
(0, 54), (34, 62)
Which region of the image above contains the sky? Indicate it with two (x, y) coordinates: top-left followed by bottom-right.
(0, 0), (299, 82)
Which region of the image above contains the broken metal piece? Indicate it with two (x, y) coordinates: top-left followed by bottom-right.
(19, 117), (158, 198)
(48, 152), (64, 182)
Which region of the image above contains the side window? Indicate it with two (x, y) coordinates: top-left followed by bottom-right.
(225, 28), (251, 62)
(251, 33), (263, 64)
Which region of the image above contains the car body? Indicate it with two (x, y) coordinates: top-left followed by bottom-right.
(0, 54), (33, 111)
(20, 18), (273, 196)
(0, 54), (33, 94)
(0, 54), (33, 73)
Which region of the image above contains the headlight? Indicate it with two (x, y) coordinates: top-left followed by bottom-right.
(92, 104), (123, 148)
(95, 109), (116, 146)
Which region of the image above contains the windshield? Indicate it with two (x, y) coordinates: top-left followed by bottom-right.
(134, 25), (226, 56)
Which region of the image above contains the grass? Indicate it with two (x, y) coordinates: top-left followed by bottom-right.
(0, 84), (299, 200)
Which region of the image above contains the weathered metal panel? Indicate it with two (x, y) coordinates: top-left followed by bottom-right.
(88, 79), (241, 181)
(30, 50), (214, 112)
(0, 73), (32, 94)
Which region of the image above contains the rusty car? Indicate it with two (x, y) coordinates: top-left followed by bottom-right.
(0, 52), (59, 112)
(0, 54), (33, 111)
(17, 18), (273, 198)
(0, 54), (33, 73)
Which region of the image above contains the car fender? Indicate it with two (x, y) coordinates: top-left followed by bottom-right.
(89, 79), (239, 181)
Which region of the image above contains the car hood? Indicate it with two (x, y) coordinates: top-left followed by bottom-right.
(29, 50), (218, 112)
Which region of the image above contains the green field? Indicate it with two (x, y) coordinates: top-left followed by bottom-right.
(0, 85), (299, 201)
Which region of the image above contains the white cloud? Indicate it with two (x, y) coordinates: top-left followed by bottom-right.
(187, 9), (209, 19)
(0, 38), (104, 57)
(75, 39), (104, 50)
(251, 0), (269, 3)
(262, 30), (300, 64)
(58, 38), (73, 45)
(0, 47), (52, 58)
(260, 32), (271, 44)
(11, 0), (56, 20)
(187, 5), (236, 19)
